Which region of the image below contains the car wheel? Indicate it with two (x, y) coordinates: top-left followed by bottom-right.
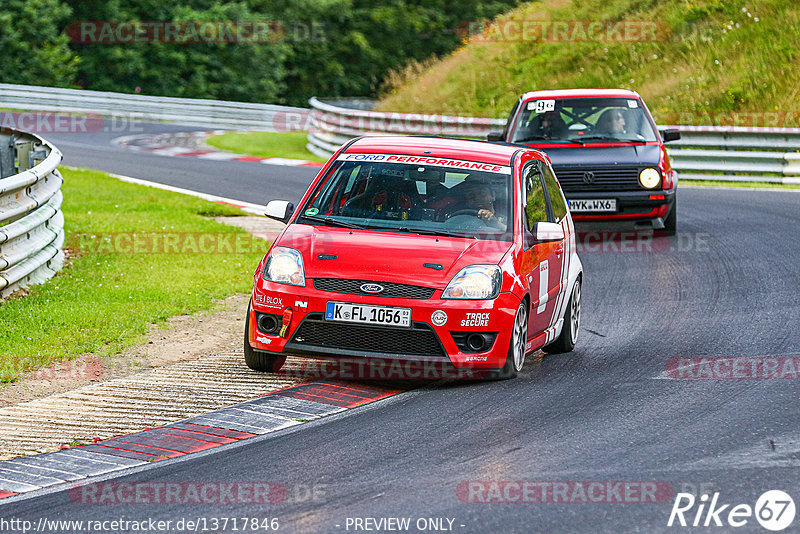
(663, 199), (677, 236)
(493, 302), (528, 380)
(542, 278), (581, 354)
(244, 303), (286, 372)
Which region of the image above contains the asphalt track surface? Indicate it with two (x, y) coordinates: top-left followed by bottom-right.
(4, 121), (800, 532)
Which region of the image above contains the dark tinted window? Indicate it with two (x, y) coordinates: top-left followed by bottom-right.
(542, 166), (568, 222)
(510, 97), (658, 143)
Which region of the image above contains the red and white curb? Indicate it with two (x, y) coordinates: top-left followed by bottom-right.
(113, 130), (323, 167)
(0, 381), (401, 500)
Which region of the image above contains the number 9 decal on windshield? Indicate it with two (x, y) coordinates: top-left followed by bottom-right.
(528, 100), (556, 113)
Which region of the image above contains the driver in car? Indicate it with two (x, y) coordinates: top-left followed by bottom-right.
(460, 181), (506, 229)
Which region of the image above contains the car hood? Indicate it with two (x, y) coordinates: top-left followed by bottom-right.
(280, 224), (513, 288)
(525, 144), (661, 167)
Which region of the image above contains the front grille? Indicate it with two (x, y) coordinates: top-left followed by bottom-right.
(313, 278), (435, 299)
(552, 165), (645, 192)
(290, 313), (445, 357)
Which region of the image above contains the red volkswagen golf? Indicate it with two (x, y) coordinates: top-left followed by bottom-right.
(489, 89), (680, 234)
(245, 136), (583, 379)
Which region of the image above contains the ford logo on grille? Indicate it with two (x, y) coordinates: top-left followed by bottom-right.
(360, 283), (384, 294)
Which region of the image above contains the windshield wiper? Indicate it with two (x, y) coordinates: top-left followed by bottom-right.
(303, 215), (365, 229)
(569, 135), (652, 145)
(514, 135), (570, 143)
(613, 138), (648, 144)
(396, 227), (472, 238)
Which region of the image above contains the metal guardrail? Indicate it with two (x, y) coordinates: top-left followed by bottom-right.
(0, 130), (64, 299)
(306, 99), (800, 184)
(306, 97), (505, 159)
(664, 127), (800, 183)
(0, 83), (307, 130)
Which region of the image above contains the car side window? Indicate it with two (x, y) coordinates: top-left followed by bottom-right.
(542, 165), (568, 222)
(523, 165), (547, 232)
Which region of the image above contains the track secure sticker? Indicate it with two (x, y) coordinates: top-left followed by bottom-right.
(461, 313), (490, 327)
(431, 310), (448, 326)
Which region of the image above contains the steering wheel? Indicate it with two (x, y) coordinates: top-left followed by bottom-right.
(445, 209), (479, 219)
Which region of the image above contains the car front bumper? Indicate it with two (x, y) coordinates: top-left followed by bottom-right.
(249, 278), (521, 372)
(567, 189), (676, 222)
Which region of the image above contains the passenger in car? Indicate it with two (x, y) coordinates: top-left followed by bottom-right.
(594, 109), (627, 135)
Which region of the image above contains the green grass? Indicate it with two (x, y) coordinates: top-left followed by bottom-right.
(682, 179), (800, 189)
(377, 0), (799, 126)
(205, 131), (327, 163)
(0, 168), (268, 383)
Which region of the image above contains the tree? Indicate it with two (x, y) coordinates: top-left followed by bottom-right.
(0, 0), (79, 86)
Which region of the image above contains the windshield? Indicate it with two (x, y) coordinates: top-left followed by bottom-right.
(510, 97), (658, 143)
(298, 154), (513, 241)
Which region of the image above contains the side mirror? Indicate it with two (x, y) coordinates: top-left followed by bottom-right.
(534, 222), (564, 242)
(660, 129), (681, 143)
(265, 200), (294, 223)
(487, 131), (504, 142)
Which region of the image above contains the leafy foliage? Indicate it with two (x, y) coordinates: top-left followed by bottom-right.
(0, 0), (520, 105)
(0, 0), (79, 86)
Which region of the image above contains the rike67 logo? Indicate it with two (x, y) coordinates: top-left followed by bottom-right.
(668, 490), (795, 531)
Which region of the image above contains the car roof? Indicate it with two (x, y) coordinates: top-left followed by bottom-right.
(519, 88), (642, 101)
(344, 135), (537, 167)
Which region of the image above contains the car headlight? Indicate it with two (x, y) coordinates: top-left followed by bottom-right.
(639, 168), (661, 189)
(263, 246), (305, 286)
(442, 265), (501, 300)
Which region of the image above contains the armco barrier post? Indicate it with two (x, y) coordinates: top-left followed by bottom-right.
(0, 134), (15, 178)
(0, 130), (65, 299)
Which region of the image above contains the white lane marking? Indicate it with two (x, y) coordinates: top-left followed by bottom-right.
(102, 171), (268, 215)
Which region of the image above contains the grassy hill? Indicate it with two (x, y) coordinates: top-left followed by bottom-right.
(376, 0), (799, 126)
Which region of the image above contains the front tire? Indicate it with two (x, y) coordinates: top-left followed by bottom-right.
(493, 302), (528, 380)
(663, 199), (677, 236)
(542, 278), (581, 354)
(244, 303), (286, 372)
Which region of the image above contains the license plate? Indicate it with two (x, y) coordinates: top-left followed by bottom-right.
(569, 199), (617, 212)
(325, 302), (412, 328)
